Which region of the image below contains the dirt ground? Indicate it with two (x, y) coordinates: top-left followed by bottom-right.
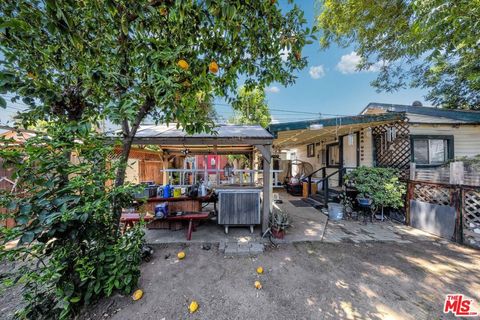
(78, 240), (480, 320)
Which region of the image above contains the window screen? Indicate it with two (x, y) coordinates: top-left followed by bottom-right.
(413, 138), (450, 165)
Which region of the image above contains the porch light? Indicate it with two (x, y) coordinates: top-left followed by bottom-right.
(309, 124), (324, 130)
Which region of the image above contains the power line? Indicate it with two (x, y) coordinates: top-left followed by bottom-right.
(213, 102), (354, 117)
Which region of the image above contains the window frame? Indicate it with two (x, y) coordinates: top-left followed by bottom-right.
(410, 135), (454, 167)
(306, 143), (315, 158)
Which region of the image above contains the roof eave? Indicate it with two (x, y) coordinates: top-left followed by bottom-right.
(268, 112), (406, 138)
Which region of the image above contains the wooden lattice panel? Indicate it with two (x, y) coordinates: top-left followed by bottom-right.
(413, 183), (452, 206)
(372, 120), (410, 178)
(463, 189), (480, 248)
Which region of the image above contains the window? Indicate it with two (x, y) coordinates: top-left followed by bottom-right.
(327, 143), (340, 167)
(307, 144), (315, 158)
(411, 136), (453, 165)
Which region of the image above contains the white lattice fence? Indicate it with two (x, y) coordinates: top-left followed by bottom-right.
(463, 188), (480, 248)
(413, 183), (452, 206)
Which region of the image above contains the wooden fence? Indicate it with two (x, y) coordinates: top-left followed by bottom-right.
(406, 179), (480, 249)
(462, 187), (480, 248)
(410, 162), (480, 186)
(0, 158), (16, 228)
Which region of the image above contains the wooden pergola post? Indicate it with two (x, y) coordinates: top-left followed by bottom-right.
(257, 144), (272, 233)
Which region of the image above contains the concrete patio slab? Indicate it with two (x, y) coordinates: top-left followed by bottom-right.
(144, 190), (440, 247)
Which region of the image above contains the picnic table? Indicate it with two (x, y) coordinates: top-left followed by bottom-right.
(121, 211), (210, 240)
(120, 213), (153, 233)
(163, 212), (210, 241)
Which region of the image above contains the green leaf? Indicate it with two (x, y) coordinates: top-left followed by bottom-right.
(0, 96), (6, 108)
(19, 203), (32, 215)
(121, 15), (128, 35)
(16, 214), (29, 225)
(19, 231), (35, 244)
(69, 297), (81, 303)
(124, 274), (132, 286)
(94, 281), (102, 294)
(6, 200), (17, 211)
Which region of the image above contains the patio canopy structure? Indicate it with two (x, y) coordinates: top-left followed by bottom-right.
(123, 124), (274, 232)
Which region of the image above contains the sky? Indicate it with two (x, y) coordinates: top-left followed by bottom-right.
(0, 0), (429, 127)
(215, 0), (428, 124)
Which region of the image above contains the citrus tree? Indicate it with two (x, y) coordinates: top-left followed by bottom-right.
(1, 0), (313, 226)
(0, 1), (313, 318)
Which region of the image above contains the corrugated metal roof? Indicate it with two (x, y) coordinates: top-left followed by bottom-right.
(133, 124), (273, 140)
(268, 112), (405, 137)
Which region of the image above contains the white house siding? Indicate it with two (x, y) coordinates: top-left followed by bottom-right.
(409, 124), (480, 159)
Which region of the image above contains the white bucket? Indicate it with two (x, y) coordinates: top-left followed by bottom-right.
(328, 202), (344, 221)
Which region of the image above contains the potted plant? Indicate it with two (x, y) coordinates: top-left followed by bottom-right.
(344, 167), (406, 220)
(270, 205), (290, 239)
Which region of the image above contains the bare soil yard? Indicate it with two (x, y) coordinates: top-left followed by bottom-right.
(78, 240), (480, 320)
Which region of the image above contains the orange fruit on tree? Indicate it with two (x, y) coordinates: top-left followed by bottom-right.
(158, 7), (168, 16)
(208, 61), (219, 74)
(177, 59), (189, 70)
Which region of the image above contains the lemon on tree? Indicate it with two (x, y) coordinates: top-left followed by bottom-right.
(208, 61), (219, 74)
(177, 59), (189, 70)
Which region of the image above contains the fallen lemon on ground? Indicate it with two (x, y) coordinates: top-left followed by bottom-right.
(209, 61), (219, 73)
(254, 280), (262, 289)
(132, 289), (143, 301)
(177, 59), (189, 70)
(177, 251), (186, 259)
(256, 267), (264, 274)
(189, 300), (199, 313)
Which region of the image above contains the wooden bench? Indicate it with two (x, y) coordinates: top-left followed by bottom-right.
(120, 213), (153, 234)
(161, 212), (210, 240)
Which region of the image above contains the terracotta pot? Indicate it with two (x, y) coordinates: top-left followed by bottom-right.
(272, 227), (285, 239)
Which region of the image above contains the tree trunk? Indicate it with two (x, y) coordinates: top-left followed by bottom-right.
(113, 99), (153, 234)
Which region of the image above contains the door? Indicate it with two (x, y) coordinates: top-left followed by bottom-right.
(342, 133), (359, 169)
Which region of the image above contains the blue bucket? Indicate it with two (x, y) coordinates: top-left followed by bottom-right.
(154, 202), (169, 219)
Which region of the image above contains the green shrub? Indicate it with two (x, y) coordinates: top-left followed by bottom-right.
(0, 123), (143, 319)
(345, 167), (406, 211)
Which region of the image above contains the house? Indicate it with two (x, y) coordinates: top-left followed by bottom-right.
(268, 102), (480, 205)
